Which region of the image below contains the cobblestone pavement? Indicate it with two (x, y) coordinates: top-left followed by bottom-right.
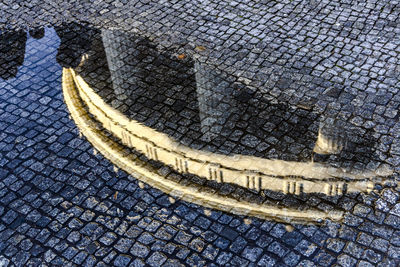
(1, 1), (400, 267)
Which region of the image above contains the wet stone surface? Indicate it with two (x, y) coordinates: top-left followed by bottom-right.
(0, 1), (400, 267)
(76, 29), (384, 171)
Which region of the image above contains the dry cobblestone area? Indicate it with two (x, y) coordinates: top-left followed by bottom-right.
(0, 1), (400, 266)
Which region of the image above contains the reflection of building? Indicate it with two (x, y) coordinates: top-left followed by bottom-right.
(0, 30), (27, 80)
(64, 68), (346, 222)
(80, 29), (380, 166)
(66, 67), (392, 199)
(71, 27), (388, 197)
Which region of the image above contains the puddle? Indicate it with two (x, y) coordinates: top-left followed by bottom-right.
(1, 24), (399, 222)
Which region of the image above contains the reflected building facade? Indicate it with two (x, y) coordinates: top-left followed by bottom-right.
(73, 28), (380, 172)
(58, 25), (395, 203)
(0, 26), (386, 173)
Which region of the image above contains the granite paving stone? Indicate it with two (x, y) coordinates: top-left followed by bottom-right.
(0, 0), (400, 266)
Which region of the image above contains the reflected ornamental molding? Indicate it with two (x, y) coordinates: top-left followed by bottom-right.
(66, 68), (393, 197)
(62, 67), (345, 222)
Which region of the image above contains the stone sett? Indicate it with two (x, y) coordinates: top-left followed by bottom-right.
(0, 1), (400, 266)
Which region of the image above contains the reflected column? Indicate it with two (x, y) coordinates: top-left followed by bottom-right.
(101, 29), (144, 101)
(194, 61), (240, 142)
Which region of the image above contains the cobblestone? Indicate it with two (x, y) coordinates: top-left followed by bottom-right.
(0, 1), (399, 266)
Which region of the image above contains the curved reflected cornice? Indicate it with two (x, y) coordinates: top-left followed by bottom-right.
(62, 67), (345, 222)
(67, 68), (393, 196)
